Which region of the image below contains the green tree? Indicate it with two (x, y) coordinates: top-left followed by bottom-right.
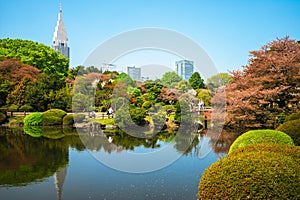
(25, 74), (66, 111)
(189, 72), (205, 90)
(207, 72), (232, 90)
(160, 71), (182, 88)
(196, 89), (212, 106)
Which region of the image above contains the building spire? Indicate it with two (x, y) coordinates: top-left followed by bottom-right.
(52, 2), (70, 59)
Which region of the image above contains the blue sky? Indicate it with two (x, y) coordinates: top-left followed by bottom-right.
(1, 0), (300, 75)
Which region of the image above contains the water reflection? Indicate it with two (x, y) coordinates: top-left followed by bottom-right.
(0, 126), (237, 199)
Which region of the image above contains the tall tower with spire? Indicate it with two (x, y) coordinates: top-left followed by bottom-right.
(52, 3), (70, 59)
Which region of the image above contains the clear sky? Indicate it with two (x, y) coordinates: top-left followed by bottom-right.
(1, 0), (299, 75)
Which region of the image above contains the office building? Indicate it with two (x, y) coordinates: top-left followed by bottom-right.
(175, 60), (194, 80)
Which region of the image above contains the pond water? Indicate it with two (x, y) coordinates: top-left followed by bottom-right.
(0, 126), (236, 200)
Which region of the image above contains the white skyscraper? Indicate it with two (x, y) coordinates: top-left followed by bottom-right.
(52, 3), (70, 59)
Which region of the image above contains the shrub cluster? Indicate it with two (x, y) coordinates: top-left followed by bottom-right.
(228, 129), (294, 153)
(198, 144), (300, 199)
(277, 119), (300, 146)
(24, 112), (43, 126)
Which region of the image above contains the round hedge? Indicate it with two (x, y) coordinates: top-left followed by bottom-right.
(63, 114), (74, 125)
(198, 144), (300, 199)
(24, 112), (43, 126)
(277, 119), (300, 146)
(228, 129), (294, 153)
(42, 109), (67, 126)
(284, 112), (300, 122)
(42, 109), (67, 119)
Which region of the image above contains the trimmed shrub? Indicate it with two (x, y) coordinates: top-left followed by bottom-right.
(199, 144), (300, 199)
(42, 116), (62, 126)
(24, 112), (43, 126)
(63, 114), (74, 125)
(42, 109), (67, 119)
(0, 112), (6, 124)
(73, 114), (85, 123)
(228, 129), (294, 153)
(284, 112), (300, 122)
(19, 104), (33, 112)
(42, 109), (67, 126)
(277, 119), (300, 146)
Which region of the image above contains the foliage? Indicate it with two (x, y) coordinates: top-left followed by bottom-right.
(25, 73), (66, 111)
(175, 80), (190, 92)
(129, 105), (147, 126)
(19, 104), (33, 112)
(277, 119), (300, 146)
(42, 109), (67, 119)
(174, 100), (192, 125)
(0, 79), (10, 107)
(189, 72), (205, 90)
(24, 112), (43, 126)
(196, 89), (211, 106)
(199, 144), (300, 199)
(212, 37), (300, 129)
(160, 71), (181, 88)
(0, 38), (69, 77)
(142, 101), (152, 110)
(150, 104), (167, 131)
(115, 72), (136, 87)
(42, 109), (67, 126)
(207, 72), (232, 90)
(7, 104), (18, 111)
(157, 88), (179, 105)
(0, 112), (6, 124)
(63, 114), (74, 125)
(284, 111), (300, 122)
(229, 129), (294, 153)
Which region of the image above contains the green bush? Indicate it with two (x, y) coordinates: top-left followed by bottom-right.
(24, 112), (43, 126)
(42, 109), (67, 126)
(63, 114), (74, 125)
(277, 119), (300, 146)
(42, 109), (67, 119)
(0, 112), (6, 124)
(19, 104), (33, 112)
(229, 129), (294, 153)
(73, 114), (85, 123)
(199, 144), (300, 199)
(285, 112), (300, 122)
(142, 101), (152, 110)
(7, 104), (19, 111)
(42, 116), (62, 126)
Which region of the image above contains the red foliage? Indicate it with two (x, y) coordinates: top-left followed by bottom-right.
(212, 37), (300, 129)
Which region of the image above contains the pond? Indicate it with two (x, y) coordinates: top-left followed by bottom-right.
(0, 126), (237, 200)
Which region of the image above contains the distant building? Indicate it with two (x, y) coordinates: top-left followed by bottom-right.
(127, 66), (141, 81)
(176, 60), (194, 80)
(52, 3), (70, 59)
(100, 63), (117, 72)
(141, 76), (150, 82)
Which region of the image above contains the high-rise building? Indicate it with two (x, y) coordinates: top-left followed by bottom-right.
(52, 3), (70, 59)
(127, 66), (141, 81)
(175, 60), (194, 80)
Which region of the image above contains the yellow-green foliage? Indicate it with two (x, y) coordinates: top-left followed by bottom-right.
(277, 119), (300, 146)
(284, 112), (300, 122)
(198, 144), (300, 199)
(42, 109), (67, 126)
(228, 129), (294, 153)
(24, 112), (42, 126)
(63, 114), (74, 125)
